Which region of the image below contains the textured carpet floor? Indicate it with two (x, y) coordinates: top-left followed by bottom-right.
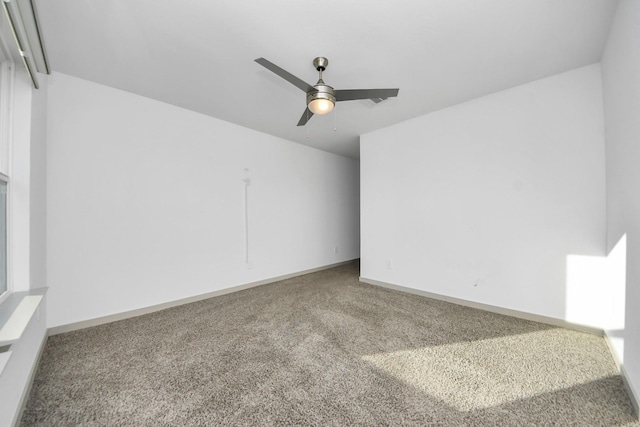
(22, 262), (639, 426)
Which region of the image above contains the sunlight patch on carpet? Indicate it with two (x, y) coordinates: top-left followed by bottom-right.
(362, 328), (617, 411)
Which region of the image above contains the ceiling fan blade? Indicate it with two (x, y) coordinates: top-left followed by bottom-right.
(335, 88), (399, 102)
(298, 107), (313, 126)
(297, 108), (314, 126)
(255, 58), (314, 93)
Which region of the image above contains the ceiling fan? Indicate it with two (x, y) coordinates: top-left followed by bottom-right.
(255, 57), (399, 126)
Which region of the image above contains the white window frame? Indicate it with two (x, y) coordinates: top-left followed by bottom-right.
(0, 172), (8, 303)
(0, 59), (14, 305)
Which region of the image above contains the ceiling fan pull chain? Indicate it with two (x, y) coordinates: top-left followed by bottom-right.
(333, 107), (337, 132)
(306, 109), (310, 138)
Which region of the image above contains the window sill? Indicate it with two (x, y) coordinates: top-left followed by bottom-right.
(0, 288), (47, 375)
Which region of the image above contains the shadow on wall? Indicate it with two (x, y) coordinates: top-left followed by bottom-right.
(565, 234), (627, 361)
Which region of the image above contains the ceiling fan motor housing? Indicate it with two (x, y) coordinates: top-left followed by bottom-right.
(307, 84), (336, 105)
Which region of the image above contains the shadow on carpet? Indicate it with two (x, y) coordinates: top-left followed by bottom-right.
(21, 262), (639, 426)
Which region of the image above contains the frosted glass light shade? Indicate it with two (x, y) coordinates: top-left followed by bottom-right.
(308, 98), (335, 115)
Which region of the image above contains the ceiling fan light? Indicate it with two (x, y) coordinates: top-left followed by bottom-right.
(308, 98), (335, 115)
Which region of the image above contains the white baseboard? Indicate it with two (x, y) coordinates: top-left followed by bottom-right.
(359, 277), (604, 336)
(620, 365), (640, 417)
(604, 332), (640, 417)
(48, 260), (357, 336)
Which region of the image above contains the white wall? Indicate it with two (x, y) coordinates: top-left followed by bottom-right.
(361, 64), (606, 320)
(46, 72), (360, 329)
(601, 0), (640, 406)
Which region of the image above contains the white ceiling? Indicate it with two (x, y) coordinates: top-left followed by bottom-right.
(34, 0), (617, 159)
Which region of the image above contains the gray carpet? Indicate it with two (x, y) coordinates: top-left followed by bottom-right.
(22, 262), (639, 426)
